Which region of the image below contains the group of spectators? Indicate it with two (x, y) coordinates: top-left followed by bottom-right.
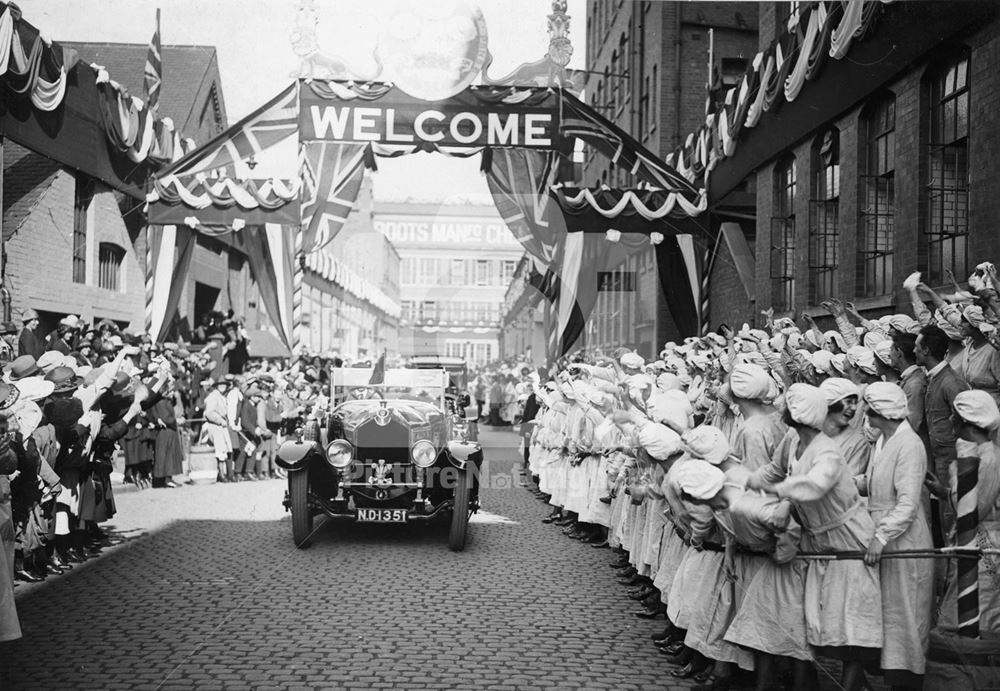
(470, 365), (541, 427)
(522, 264), (1000, 690)
(0, 308), (334, 649)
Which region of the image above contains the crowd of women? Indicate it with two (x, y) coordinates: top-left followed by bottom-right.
(524, 265), (1000, 691)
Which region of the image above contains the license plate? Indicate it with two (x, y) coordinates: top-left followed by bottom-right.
(356, 508), (408, 523)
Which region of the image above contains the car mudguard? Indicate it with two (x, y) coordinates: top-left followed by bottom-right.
(276, 440), (319, 470)
(445, 440), (483, 470)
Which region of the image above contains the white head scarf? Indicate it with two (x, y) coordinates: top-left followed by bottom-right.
(729, 363), (773, 402)
(647, 390), (691, 432)
(671, 459), (725, 500)
(680, 425), (731, 465)
(863, 382), (909, 420)
(638, 422), (683, 461)
(954, 390), (1000, 431)
(819, 377), (859, 405)
(786, 383), (829, 429)
(846, 345), (878, 376)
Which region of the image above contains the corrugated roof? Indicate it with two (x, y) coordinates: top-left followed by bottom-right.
(64, 42), (228, 136)
(3, 141), (61, 241)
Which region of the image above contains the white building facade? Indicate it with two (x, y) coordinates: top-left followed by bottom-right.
(374, 200), (523, 367)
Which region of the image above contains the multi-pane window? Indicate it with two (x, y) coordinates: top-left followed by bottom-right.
(450, 258), (467, 286)
(618, 33), (629, 114)
(502, 260), (517, 284)
(475, 260), (489, 286)
(809, 130), (840, 303)
(399, 258), (416, 285)
(417, 257), (439, 284)
(97, 243), (125, 291)
(770, 156), (796, 312)
(924, 50), (970, 286)
(420, 301), (437, 321)
(610, 50), (619, 113)
(860, 94), (896, 297)
(73, 175), (94, 284)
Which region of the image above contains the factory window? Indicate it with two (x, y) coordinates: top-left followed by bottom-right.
(97, 243), (125, 292)
(770, 155), (796, 312)
(475, 260), (490, 286)
(450, 258), (467, 286)
(417, 257), (439, 285)
(73, 174), (95, 284)
(922, 48), (969, 287)
(808, 130), (840, 303)
(859, 93), (896, 297)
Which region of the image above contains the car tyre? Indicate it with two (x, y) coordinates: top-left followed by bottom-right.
(289, 469), (313, 548)
(448, 468), (471, 552)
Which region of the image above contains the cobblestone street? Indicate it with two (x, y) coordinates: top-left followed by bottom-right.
(3, 428), (699, 691)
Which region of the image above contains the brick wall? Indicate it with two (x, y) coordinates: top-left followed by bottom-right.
(723, 12), (1000, 329)
(8, 171), (145, 333)
(708, 228), (755, 330)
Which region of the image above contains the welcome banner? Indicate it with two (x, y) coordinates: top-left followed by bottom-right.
(298, 81), (559, 149)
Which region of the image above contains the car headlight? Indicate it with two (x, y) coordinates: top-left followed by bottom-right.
(411, 439), (437, 468)
(326, 439), (353, 469)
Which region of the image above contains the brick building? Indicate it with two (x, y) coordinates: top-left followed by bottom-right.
(698, 1), (1000, 332)
(579, 0), (759, 356)
(1, 43), (248, 339)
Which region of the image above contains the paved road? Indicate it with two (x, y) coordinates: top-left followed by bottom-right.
(3, 427), (697, 691)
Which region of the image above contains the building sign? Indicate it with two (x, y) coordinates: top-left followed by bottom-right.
(374, 218), (520, 247)
(299, 87), (558, 149)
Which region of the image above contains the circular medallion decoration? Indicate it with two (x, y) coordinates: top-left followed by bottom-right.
(377, 0), (489, 102)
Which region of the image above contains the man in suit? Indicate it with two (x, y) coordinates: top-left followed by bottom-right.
(16, 309), (43, 361)
(916, 324), (969, 543)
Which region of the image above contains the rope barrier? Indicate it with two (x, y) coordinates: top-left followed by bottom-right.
(793, 547), (1000, 561)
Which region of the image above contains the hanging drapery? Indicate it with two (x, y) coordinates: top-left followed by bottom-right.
(551, 228), (656, 357)
(147, 224), (197, 343)
(236, 224), (296, 352)
(655, 234), (702, 338)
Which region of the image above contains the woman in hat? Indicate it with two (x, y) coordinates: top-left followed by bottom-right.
(859, 383), (933, 690)
(748, 384), (882, 691)
(1, 400), (24, 645)
(150, 384), (184, 489)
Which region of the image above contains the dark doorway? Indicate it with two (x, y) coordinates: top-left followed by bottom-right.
(194, 282), (221, 331)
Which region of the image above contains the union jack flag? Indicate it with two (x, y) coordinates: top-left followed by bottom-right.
(299, 141), (367, 253)
(158, 83), (299, 179)
(144, 9), (161, 112)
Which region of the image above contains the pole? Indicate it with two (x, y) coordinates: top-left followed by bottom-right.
(293, 226), (304, 353)
(0, 134), (8, 323)
(956, 450), (981, 637)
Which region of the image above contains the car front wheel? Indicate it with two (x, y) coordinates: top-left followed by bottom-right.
(448, 468), (471, 552)
(289, 469), (313, 548)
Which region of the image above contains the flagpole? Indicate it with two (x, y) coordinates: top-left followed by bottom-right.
(293, 225), (305, 353)
(144, 8), (162, 337)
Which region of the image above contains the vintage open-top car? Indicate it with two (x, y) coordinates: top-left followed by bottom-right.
(277, 367), (483, 551)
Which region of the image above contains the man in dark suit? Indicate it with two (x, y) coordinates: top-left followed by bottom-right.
(916, 324), (969, 543)
(16, 309), (43, 360)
